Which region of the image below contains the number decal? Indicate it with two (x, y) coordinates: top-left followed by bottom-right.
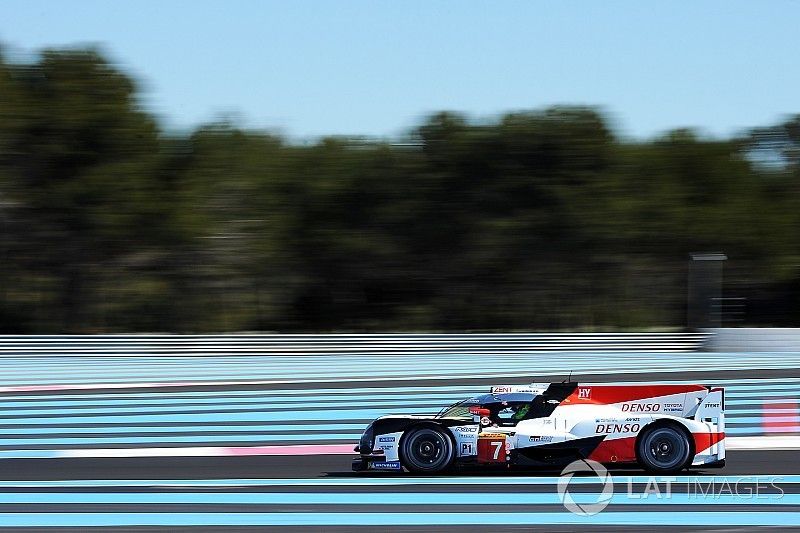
(490, 440), (503, 460)
(477, 433), (507, 463)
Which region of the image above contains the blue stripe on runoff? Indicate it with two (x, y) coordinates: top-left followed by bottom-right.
(0, 351), (797, 387)
(0, 386), (790, 410)
(0, 492), (794, 505)
(0, 377), (794, 452)
(0, 511), (798, 527)
(0, 475), (797, 487)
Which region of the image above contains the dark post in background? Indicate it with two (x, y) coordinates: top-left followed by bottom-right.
(687, 252), (727, 331)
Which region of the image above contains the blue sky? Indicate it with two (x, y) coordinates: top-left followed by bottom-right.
(0, 1), (797, 140)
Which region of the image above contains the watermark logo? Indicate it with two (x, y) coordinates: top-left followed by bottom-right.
(557, 459), (614, 515)
(556, 465), (786, 516)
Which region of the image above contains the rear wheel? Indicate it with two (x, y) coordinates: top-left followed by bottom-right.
(636, 424), (692, 473)
(400, 426), (455, 473)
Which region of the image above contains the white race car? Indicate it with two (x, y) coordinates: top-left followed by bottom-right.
(353, 382), (725, 473)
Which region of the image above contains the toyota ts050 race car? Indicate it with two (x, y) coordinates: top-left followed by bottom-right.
(353, 382), (725, 474)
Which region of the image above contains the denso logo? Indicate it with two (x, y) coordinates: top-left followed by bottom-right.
(621, 403), (660, 412)
(596, 423), (641, 434)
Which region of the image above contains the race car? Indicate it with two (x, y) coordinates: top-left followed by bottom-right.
(353, 382), (725, 473)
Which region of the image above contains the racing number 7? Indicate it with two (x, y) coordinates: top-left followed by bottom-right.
(490, 440), (503, 460)
(477, 434), (507, 463)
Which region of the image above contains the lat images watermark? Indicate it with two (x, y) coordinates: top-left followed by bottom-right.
(556, 459), (614, 516)
(557, 459), (786, 515)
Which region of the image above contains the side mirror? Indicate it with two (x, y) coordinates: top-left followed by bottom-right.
(469, 406), (491, 425)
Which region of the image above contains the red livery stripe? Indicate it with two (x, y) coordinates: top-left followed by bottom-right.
(588, 431), (724, 463)
(588, 436), (637, 463)
(564, 384), (707, 405)
(693, 432), (725, 454)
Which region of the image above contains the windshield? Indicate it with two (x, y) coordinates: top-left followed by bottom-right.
(436, 392), (540, 420)
(436, 398), (478, 418)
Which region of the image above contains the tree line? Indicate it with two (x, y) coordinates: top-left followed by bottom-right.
(0, 48), (798, 332)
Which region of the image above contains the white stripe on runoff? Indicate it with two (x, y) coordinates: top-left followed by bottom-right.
(0, 436), (789, 459)
(726, 436), (800, 450)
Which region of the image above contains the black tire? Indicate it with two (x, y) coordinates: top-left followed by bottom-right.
(400, 426), (455, 473)
(636, 424), (693, 473)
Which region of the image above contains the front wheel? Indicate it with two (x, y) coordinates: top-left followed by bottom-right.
(400, 426), (455, 473)
(636, 424), (692, 473)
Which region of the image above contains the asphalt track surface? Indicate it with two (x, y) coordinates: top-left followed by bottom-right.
(0, 449), (795, 480)
(1, 452), (799, 531)
(0, 366), (799, 530)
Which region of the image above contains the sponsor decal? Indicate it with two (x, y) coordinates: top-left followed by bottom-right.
(625, 417), (641, 422)
(378, 436), (396, 443)
(479, 432), (507, 439)
(578, 387), (592, 400)
(480, 416), (491, 426)
(461, 442), (474, 455)
(705, 403), (721, 408)
(370, 461), (401, 470)
(596, 423), (641, 434)
(621, 403), (660, 412)
(491, 386), (512, 393)
(454, 426), (478, 433)
(529, 435), (554, 443)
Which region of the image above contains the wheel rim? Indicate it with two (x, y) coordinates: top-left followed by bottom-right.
(403, 428), (452, 471)
(643, 428), (689, 470)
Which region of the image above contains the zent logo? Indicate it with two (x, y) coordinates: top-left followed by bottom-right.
(578, 388), (591, 399)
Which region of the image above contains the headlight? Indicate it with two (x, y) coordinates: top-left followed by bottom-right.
(359, 424), (374, 454)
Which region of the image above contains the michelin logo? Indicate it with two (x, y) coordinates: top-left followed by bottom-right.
(370, 461), (401, 470)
